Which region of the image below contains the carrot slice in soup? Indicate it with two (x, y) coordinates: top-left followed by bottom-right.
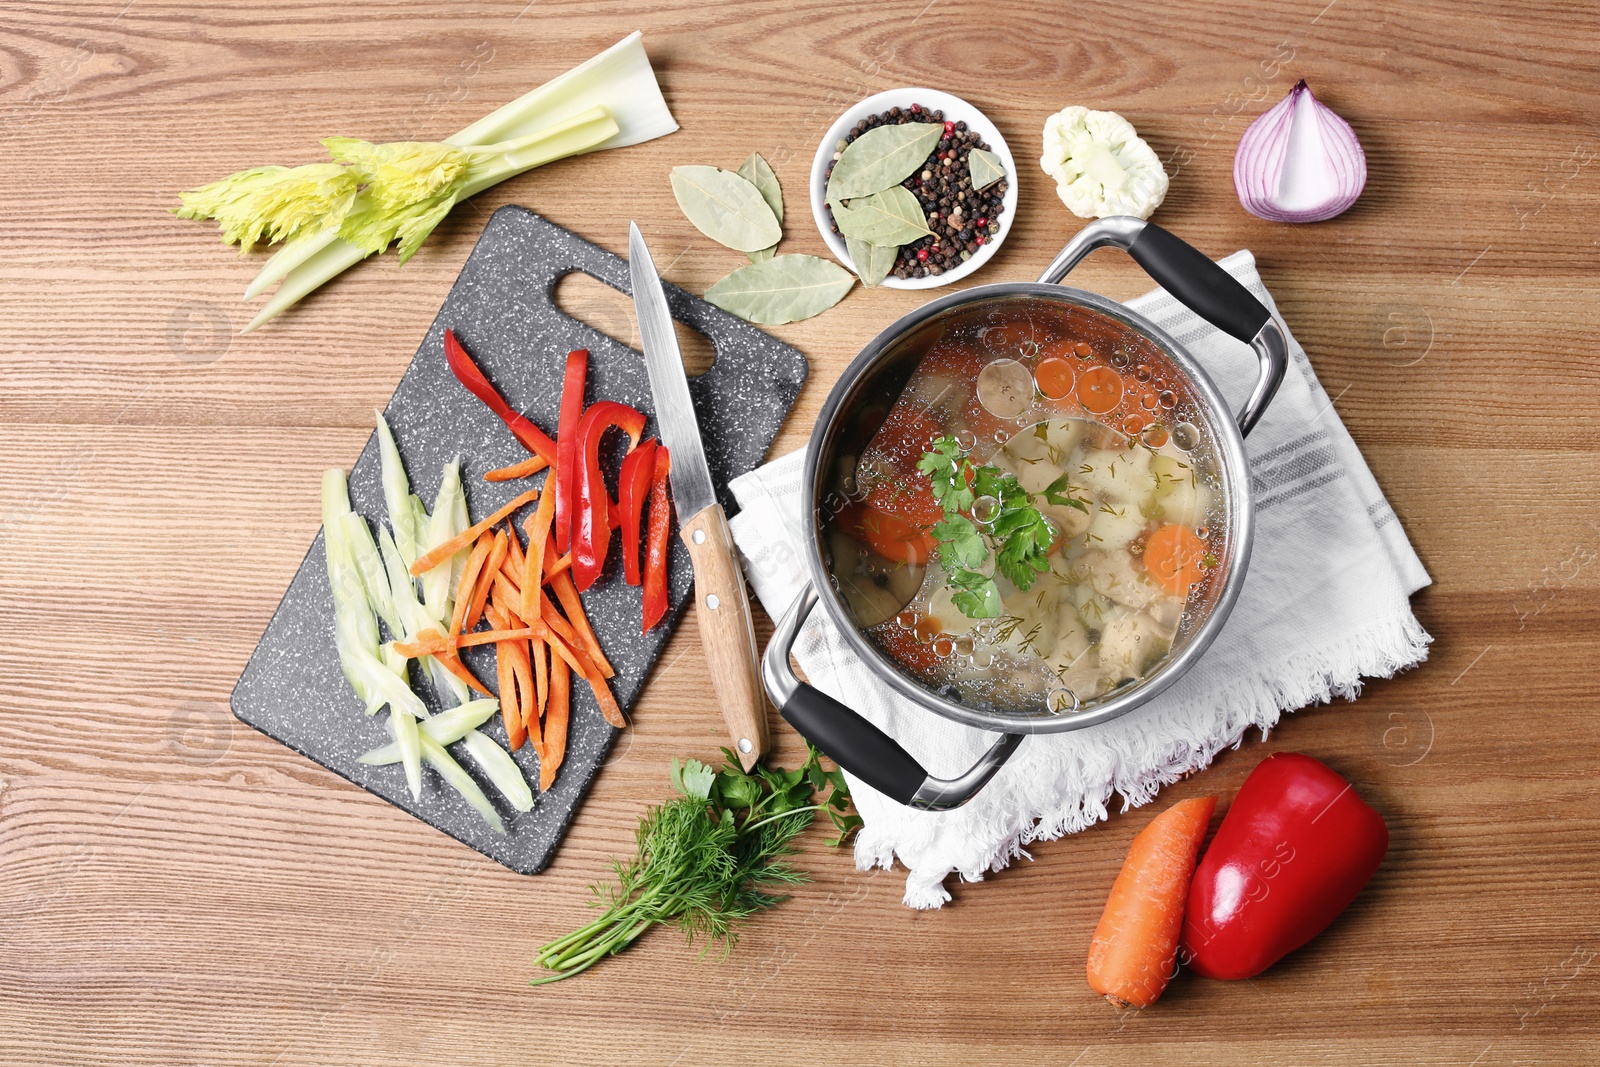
(1144, 523), (1208, 596)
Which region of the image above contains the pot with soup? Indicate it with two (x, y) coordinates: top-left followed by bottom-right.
(761, 217), (1289, 810)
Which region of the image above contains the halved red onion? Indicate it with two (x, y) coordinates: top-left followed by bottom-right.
(1234, 80), (1366, 223)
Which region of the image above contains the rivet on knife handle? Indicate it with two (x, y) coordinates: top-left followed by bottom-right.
(678, 502), (770, 770)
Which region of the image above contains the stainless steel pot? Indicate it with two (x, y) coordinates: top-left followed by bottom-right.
(760, 217), (1289, 811)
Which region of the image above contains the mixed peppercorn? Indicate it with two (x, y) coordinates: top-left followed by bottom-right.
(826, 102), (1008, 280)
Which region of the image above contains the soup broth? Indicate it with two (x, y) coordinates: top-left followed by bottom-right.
(822, 298), (1229, 716)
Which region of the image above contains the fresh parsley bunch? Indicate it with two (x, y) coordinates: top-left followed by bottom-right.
(532, 747), (860, 983)
(917, 435), (1087, 619)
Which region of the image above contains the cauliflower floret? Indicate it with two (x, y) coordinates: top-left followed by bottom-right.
(1040, 107), (1169, 220)
(1098, 608), (1176, 681)
(1078, 447), (1156, 508)
(1071, 548), (1165, 610)
(1150, 453), (1212, 526)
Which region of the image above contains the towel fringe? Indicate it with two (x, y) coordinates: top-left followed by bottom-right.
(855, 610), (1431, 910)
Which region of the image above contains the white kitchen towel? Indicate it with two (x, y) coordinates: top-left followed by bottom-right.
(727, 251), (1431, 909)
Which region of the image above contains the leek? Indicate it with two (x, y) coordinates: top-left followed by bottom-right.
(172, 32), (677, 330)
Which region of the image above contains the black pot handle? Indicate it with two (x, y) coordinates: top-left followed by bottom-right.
(761, 584), (1024, 810)
(1038, 217), (1288, 438)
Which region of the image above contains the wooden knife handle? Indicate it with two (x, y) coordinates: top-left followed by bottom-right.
(679, 502), (770, 771)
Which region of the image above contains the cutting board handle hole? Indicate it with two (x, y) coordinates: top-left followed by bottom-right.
(554, 271), (717, 377)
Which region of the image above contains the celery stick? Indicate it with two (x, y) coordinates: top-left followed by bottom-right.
(461, 730), (535, 812)
(242, 108), (620, 333)
(391, 707), (423, 800)
(447, 32), (675, 152)
(359, 699), (499, 764)
(243, 227), (337, 299)
(242, 33), (673, 305)
(323, 470), (382, 703)
(374, 410), (422, 564)
(242, 240), (369, 333)
(420, 734), (504, 833)
(446, 461), (469, 598)
(340, 511), (402, 637)
(419, 462), (465, 628)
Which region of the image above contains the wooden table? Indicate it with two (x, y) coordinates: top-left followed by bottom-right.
(3, 1), (1596, 1063)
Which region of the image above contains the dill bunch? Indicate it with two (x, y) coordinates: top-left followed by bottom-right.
(531, 748), (859, 983)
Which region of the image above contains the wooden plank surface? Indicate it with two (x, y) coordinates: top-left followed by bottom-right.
(2, 1), (1597, 1063)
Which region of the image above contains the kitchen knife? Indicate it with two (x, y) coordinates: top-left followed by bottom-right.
(627, 222), (771, 770)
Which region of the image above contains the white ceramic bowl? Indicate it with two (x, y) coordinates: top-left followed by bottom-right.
(809, 87), (1019, 290)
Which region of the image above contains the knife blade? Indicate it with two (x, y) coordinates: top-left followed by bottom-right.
(628, 222), (771, 770)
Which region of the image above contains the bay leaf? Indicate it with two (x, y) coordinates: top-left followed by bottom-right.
(705, 254), (855, 325)
(669, 165), (782, 252)
(737, 152), (783, 226)
(831, 186), (931, 246)
(826, 122), (943, 201)
(737, 152), (783, 263)
(845, 236), (898, 287)
(968, 148), (1006, 191)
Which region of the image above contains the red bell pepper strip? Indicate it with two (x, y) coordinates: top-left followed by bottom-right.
(641, 445), (672, 631)
(1180, 753), (1389, 980)
(553, 348), (587, 555)
(442, 329), (556, 465)
(616, 438), (659, 586)
(571, 400), (646, 591)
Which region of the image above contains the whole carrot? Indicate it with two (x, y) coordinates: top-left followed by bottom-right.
(1086, 796), (1216, 1008)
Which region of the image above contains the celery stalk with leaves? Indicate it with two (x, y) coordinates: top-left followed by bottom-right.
(175, 32), (677, 332)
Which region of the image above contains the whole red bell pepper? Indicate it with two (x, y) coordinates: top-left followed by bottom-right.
(617, 438), (659, 586)
(442, 329), (557, 465)
(1181, 753), (1388, 980)
(572, 400), (646, 591)
(553, 348), (588, 555)
(641, 446), (672, 631)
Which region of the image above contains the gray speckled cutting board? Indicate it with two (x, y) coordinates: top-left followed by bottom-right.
(230, 206), (808, 873)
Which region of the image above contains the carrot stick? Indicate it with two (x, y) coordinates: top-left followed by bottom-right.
(447, 534), (494, 637)
(536, 588), (582, 646)
(432, 650), (493, 698)
(408, 488), (540, 576)
(1086, 796), (1217, 1009)
(544, 549), (573, 579)
(586, 674), (626, 729)
(485, 601), (531, 751)
(503, 519), (526, 578)
(392, 626), (549, 657)
(508, 635), (540, 749)
(493, 619), (525, 751)
(402, 628), (493, 697)
(464, 529), (509, 631)
(493, 559), (571, 609)
(484, 455), (550, 482)
(530, 636), (549, 716)
(540, 622), (596, 682)
(550, 570), (614, 679)
(540, 655), (569, 791)
(489, 598), (540, 749)
(522, 483), (557, 626)
(492, 569), (521, 609)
